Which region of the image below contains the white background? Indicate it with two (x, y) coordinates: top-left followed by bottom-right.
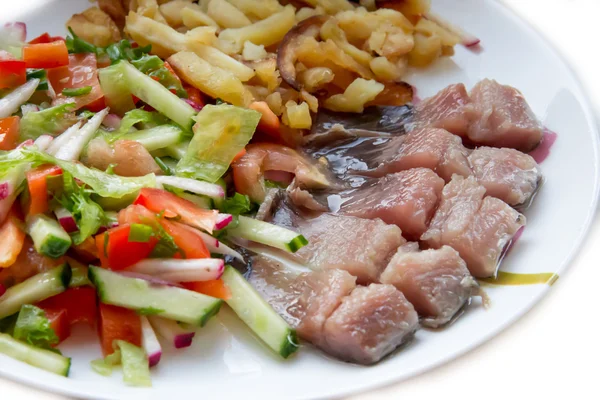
(1, 1), (599, 399)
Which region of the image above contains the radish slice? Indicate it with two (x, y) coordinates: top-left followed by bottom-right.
(33, 135), (54, 152)
(127, 258), (225, 282)
(140, 316), (162, 367)
(21, 104), (39, 115)
(155, 176), (225, 199)
(0, 79), (39, 119)
(54, 108), (110, 161)
(117, 271), (183, 288)
(0, 182), (8, 201)
(45, 121), (82, 156)
(102, 113), (122, 130)
(54, 207), (78, 233)
(197, 231), (245, 262)
(0, 283), (6, 298)
(3, 22), (26, 42)
(215, 213), (233, 230)
(183, 99), (203, 112)
(424, 12), (481, 48)
(147, 316), (196, 349)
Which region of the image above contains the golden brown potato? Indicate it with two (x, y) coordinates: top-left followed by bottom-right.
(378, 0), (431, 20)
(159, 0), (203, 28)
(295, 6), (325, 22)
(367, 25), (414, 58)
(126, 12), (193, 58)
(299, 66), (334, 92)
(98, 0), (129, 29)
(137, 0), (168, 24)
(207, 0), (252, 29)
(247, 57), (281, 91)
(67, 7), (121, 48)
(365, 81), (413, 107)
(414, 18), (460, 47)
(242, 42), (268, 61)
(181, 7), (219, 30)
(265, 91), (283, 115)
(300, 89), (319, 113)
(219, 5), (296, 53)
(336, 8), (413, 43)
(282, 100), (312, 129)
(168, 51), (253, 106)
(228, 0), (284, 20)
(189, 43), (256, 81)
(320, 18), (372, 67)
(407, 32), (442, 67)
(323, 78), (384, 113)
(369, 56), (405, 81)
(302, 0), (354, 15)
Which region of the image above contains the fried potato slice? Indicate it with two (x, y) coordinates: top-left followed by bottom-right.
(67, 7), (121, 47)
(207, 0), (252, 29)
(323, 78), (384, 113)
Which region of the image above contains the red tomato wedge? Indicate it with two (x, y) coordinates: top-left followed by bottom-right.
(184, 85), (205, 108)
(25, 165), (63, 216)
(0, 116), (20, 150)
(98, 303), (142, 356)
(29, 33), (65, 44)
(134, 188), (218, 233)
(118, 204), (210, 259)
(47, 53), (104, 110)
(0, 205), (26, 268)
(38, 287), (97, 327)
(95, 224), (158, 270)
(44, 308), (71, 345)
(22, 41), (69, 69)
(183, 279), (231, 300)
(249, 101), (280, 139)
(0, 60), (26, 89)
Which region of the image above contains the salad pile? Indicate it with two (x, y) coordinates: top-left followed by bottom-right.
(0, 22), (305, 385)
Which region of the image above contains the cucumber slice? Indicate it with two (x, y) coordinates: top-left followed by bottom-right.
(121, 125), (184, 152)
(89, 266), (222, 326)
(0, 264), (71, 319)
(121, 61), (196, 130)
(0, 333), (71, 376)
(27, 215), (72, 259)
(66, 258), (91, 288)
(98, 63), (136, 115)
(165, 140), (189, 160)
(227, 216), (308, 253)
(221, 266), (298, 358)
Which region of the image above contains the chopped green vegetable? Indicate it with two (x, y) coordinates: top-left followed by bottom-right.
(176, 104), (261, 183)
(25, 69), (49, 91)
(91, 347), (122, 376)
(66, 28), (151, 64)
(117, 340), (152, 387)
(154, 157), (173, 175)
(66, 28), (97, 54)
(0, 314), (18, 335)
(98, 63), (136, 115)
(106, 109), (170, 143)
(62, 86), (92, 97)
(131, 55), (186, 97)
(219, 193), (254, 215)
(13, 305), (59, 351)
(19, 103), (77, 141)
(128, 224), (154, 243)
(0, 332), (71, 376)
(137, 307), (164, 316)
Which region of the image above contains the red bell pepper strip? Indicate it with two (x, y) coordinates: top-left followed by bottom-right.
(0, 116), (21, 150)
(183, 279), (231, 300)
(25, 165), (63, 216)
(37, 287), (98, 327)
(28, 32), (65, 44)
(22, 41), (69, 69)
(98, 303), (142, 356)
(0, 60), (27, 89)
(249, 101), (280, 139)
(95, 224), (158, 270)
(134, 188), (218, 234)
(0, 205), (26, 268)
(44, 308), (71, 345)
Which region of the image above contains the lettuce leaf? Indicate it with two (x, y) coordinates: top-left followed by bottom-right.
(13, 305), (59, 351)
(131, 55), (186, 98)
(19, 104), (78, 141)
(218, 193), (253, 216)
(105, 109), (170, 143)
(90, 340), (151, 387)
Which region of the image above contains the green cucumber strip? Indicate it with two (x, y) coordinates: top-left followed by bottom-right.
(121, 125), (183, 152)
(0, 264), (71, 320)
(128, 224), (153, 243)
(26, 215), (72, 259)
(89, 266), (222, 326)
(66, 258), (91, 288)
(120, 61), (196, 130)
(98, 63), (136, 115)
(221, 266), (298, 358)
(227, 216), (308, 253)
(0, 333), (71, 376)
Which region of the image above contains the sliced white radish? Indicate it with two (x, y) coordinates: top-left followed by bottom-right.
(54, 207), (78, 233)
(33, 135), (54, 152)
(102, 113), (122, 130)
(20, 103), (39, 115)
(147, 316), (196, 349)
(45, 121), (82, 156)
(197, 231), (245, 262)
(155, 176), (225, 199)
(424, 12), (481, 48)
(16, 139), (34, 149)
(54, 108), (110, 161)
(0, 79), (39, 119)
(140, 316), (162, 367)
(127, 258), (225, 282)
(215, 213), (232, 230)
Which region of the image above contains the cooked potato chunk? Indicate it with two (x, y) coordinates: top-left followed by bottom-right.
(369, 56), (405, 81)
(207, 0), (252, 29)
(296, 6), (326, 22)
(189, 43), (256, 81)
(98, 0), (129, 29)
(320, 18), (372, 67)
(324, 78), (384, 113)
(181, 7), (219, 29)
(282, 100), (312, 129)
(219, 5), (296, 53)
(336, 8), (413, 43)
(228, 0), (284, 20)
(168, 51), (253, 106)
(299, 67), (334, 92)
(265, 91), (283, 115)
(248, 57), (280, 91)
(137, 0), (168, 24)
(296, 38), (373, 80)
(159, 0), (203, 28)
(302, 0), (354, 15)
(414, 18), (460, 47)
(67, 7), (121, 47)
(407, 32), (442, 67)
(242, 42), (268, 61)
(300, 90), (319, 113)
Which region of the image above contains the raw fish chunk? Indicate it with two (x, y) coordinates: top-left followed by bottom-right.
(467, 79), (543, 152)
(340, 168), (445, 239)
(380, 243), (479, 327)
(323, 284), (419, 365)
(468, 146), (542, 206)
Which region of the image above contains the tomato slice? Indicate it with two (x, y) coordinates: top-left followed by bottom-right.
(44, 308), (71, 345)
(183, 279), (231, 300)
(25, 165), (63, 216)
(98, 303), (142, 356)
(47, 53), (104, 111)
(29, 33), (65, 44)
(37, 287), (98, 327)
(0, 61), (26, 89)
(0, 116), (20, 150)
(249, 101), (280, 139)
(134, 188), (218, 233)
(95, 224), (158, 270)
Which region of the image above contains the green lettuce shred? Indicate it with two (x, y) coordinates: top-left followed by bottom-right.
(19, 104), (78, 141)
(13, 305), (59, 351)
(91, 340), (151, 387)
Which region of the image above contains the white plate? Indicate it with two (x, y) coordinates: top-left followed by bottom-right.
(1, 1), (598, 399)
